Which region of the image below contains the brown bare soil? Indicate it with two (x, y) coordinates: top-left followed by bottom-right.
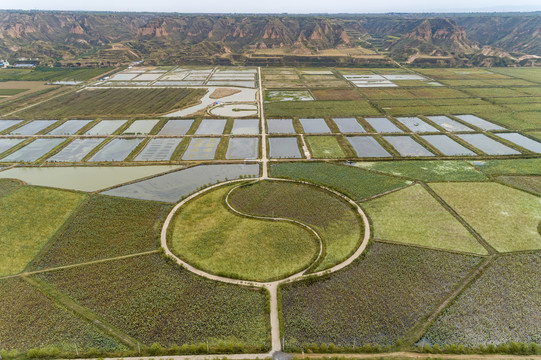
(311, 88), (364, 101)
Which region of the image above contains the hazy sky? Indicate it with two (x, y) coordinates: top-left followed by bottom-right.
(3, 0), (541, 13)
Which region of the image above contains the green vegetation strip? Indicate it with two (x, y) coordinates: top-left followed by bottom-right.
(429, 182), (541, 252)
(281, 242), (481, 348)
(0, 277), (124, 352)
(363, 184), (487, 254)
(470, 159), (541, 175)
(270, 162), (411, 202)
(0, 67), (113, 82)
(423, 253), (541, 347)
(229, 180), (362, 272)
(0, 186), (85, 276)
(18, 88), (206, 118)
(32, 195), (171, 270)
(37, 253), (269, 350)
(170, 183), (319, 281)
(352, 160), (487, 182)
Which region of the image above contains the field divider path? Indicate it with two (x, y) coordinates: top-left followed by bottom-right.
(0, 250), (160, 281)
(160, 177), (371, 355)
(402, 255), (496, 345)
(22, 276), (141, 349)
(419, 182), (497, 255)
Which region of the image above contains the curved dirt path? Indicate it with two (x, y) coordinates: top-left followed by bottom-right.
(160, 177), (371, 355)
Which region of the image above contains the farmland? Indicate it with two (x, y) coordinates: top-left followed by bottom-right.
(169, 183), (319, 281)
(281, 242), (481, 348)
(18, 88), (206, 118)
(228, 180), (363, 272)
(0, 65), (540, 359)
(0, 186), (85, 276)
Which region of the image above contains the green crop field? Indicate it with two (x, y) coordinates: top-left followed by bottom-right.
(494, 175), (541, 196)
(37, 253), (269, 350)
(306, 136), (346, 159)
(423, 253), (541, 347)
(470, 159), (541, 175)
(170, 183), (319, 281)
(18, 88), (206, 118)
(353, 160), (487, 182)
(363, 184), (486, 254)
(281, 242), (481, 348)
(430, 182), (541, 252)
(32, 195), (171, 270)
(270, 162), (411, 201)
(0, 278), (124, 352)
(229, 180), (363, 272)
(0, 186), (85, 276)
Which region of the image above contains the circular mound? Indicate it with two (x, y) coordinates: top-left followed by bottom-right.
(209, 103), (258, 117)
(168, 182), (320, 282)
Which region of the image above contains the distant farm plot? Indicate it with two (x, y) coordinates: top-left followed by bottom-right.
(33, 195), (171, 270)
(18, 88), (206, 118)
(37, 253), (269, 350)
(0, 186), (85, 276)
(363, 184), (486, 254)
(310, 89), (363, 101)
(430, 182), (541, 252)
(281, 242), (481, 348)
(0, 67), (113, 82)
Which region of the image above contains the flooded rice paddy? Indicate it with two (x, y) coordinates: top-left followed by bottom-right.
(396, 117), (439, 133)
(299, 118), (331, 134)
(426, 116), (474, 132)
(231, 119), (259, 135)
(226, 137), (259, 159)
(347, 136), (392, 157)
(48, 138), (105, 162)
(101, 163), (259, 202)
(333, 118), (365, 133)
(457, 134), (520, 155)
(269, 137), (302, 158)
(89, 138), (143, 162)
(365, 118), (404, 133)
(85, 120), (127, 135)
(135, 138), (183, 161)
(158, 120), (194, 135)
(267, 119), (295, 134)
(1, 138), (65, 162)
(182, 138), (220, 160)
(421, 135), (477, 156)
(383, 136), (434, 157)
(122, 120), (160, 135)
(48, 120), (92, 135)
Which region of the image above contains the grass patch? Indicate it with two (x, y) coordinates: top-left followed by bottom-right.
(0, 278), (124, 352)
(265, 100), (381, 117)
(363, 184), (486, 254)
(306, 136), (346, 159)
(37, 253), (269, 349)
(423, 253), (541, 346)
(170, 184), (318, 281)
(470, 159), (541, 175)
(270, 162), (411, 202)
(0, 178), (23, 197)
(281, 242), (481, 348)
(352, 160), (487, 182)
(463, 87), (529, 98)
(33, 195), (171, 270)
(18, 88), (206, 118)
(0, 186), (85, 276)
(430, 182), (541, 252)
(495, 175), (541, 196)
(310, 89), (363, 101)
(229, 180), (363, 272)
